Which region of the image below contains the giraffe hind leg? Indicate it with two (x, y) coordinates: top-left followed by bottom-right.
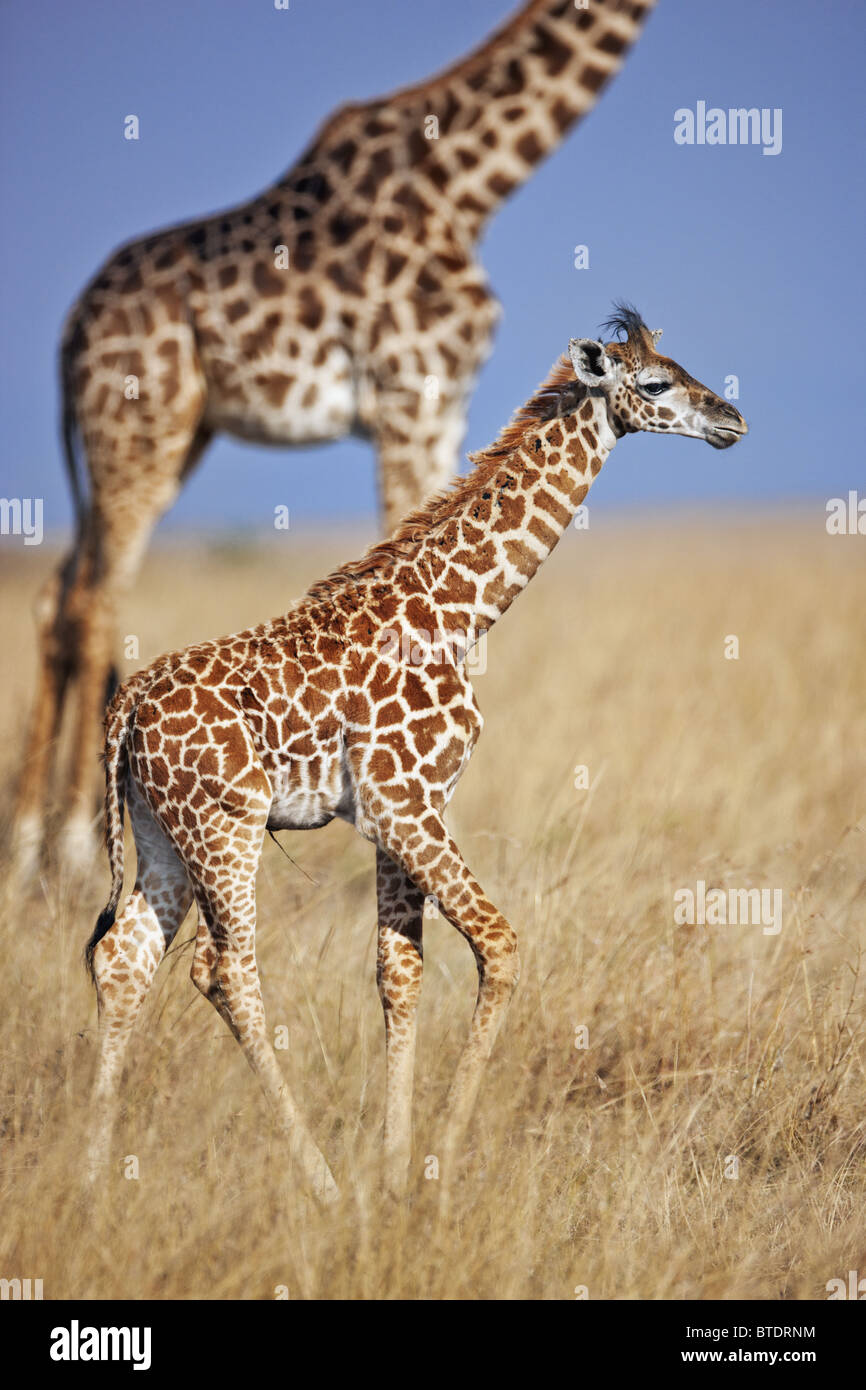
(56, 391), (210, 875)
(10, 551), (79, 881)
(375, 847), (424, 1196)
(87, 783), (194, 1180)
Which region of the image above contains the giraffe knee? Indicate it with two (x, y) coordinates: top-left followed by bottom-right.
(91, 924), (156, 1014)
(377, 931), (423, 1020)
(190, 943), (218, 1000)
(32, 569), (76, 680)
(190, 932), (241, 1003)
(478, 923), (520, 999)
(90, 930), (120, 998)
(33, 570), (63, 640)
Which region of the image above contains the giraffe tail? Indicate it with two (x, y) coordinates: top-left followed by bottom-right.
(84, 683), (136, 984)
(59, 320), (87, 534)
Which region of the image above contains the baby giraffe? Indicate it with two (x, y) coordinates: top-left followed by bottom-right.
(85, 304), (747, 1198)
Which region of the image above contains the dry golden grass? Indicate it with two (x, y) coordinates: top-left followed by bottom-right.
(0, 512), (864, 1300)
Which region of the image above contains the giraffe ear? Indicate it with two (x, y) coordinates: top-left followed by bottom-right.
(569, 338), (617, 387)
(650, 328), (663, 346)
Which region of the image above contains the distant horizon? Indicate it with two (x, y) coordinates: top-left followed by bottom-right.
(0, 496), (843, 554)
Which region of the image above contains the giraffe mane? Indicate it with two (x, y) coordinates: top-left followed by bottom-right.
(292, 0), (554, 158)
(304, 353), (580, 603)
(600, 300), (649, 345)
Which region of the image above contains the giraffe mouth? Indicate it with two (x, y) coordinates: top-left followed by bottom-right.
(706, 422), (748, 449)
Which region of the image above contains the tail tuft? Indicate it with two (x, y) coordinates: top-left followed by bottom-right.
(85, 906), (117, 984)
(104, 664), (120, 709)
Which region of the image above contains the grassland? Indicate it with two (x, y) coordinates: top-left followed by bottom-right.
(0, 511), (863, 1300)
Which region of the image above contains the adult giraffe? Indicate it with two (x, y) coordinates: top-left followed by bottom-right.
(84, 306), (747, 1198)
(14, 0), (656, 876)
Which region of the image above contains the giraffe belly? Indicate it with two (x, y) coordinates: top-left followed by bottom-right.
(203, 342), (358, 446)
(265, 748), (353, 831)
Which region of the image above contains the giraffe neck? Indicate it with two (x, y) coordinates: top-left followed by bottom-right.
(373, 0), (654, 241)
(414, 384), (616, 654)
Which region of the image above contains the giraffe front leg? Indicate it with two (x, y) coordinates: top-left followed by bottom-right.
(364, 269), (498, 534)
(371, 388), (468, 535)
(376, 813), (520, 1176)
(375, 847), (424, 1197)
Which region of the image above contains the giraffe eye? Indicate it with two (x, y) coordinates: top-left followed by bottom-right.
(642, 380), (670, 396)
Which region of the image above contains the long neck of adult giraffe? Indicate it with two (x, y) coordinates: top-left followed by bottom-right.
(396, 0), (655, 241)
(414, 378), (617, 650)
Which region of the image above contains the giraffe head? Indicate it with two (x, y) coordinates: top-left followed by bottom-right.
(568, 303), (748, 449)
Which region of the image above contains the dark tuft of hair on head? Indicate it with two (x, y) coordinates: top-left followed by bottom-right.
(600, 300), (648, 343)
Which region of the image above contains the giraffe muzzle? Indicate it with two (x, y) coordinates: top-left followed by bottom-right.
(706, 409), (748, 449)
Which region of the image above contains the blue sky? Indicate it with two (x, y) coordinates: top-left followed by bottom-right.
(1, 0), (864, 532)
